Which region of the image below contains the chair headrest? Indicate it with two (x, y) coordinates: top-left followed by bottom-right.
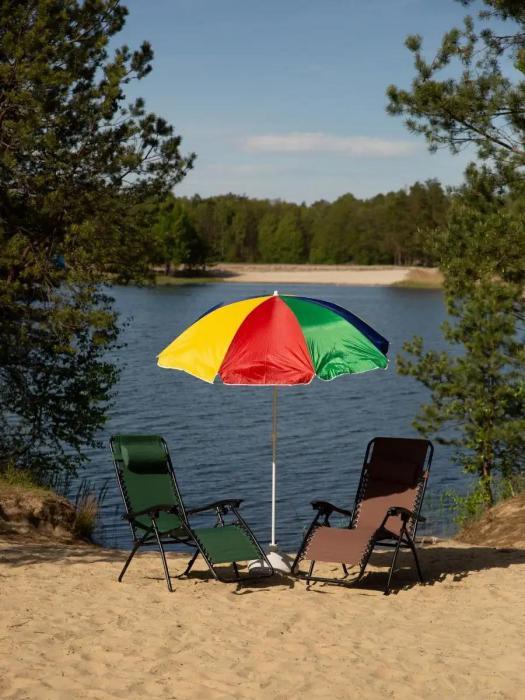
(118, 435), (168, 474)
(366, 437), (429, 488)
(367, 457), (421, 488)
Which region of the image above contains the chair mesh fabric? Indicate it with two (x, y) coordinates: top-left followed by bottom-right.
(304, 526), (378, 566)
(113, 435), (185, 534)
(356, 437), (429, 537)
(193, 524), (261, 564)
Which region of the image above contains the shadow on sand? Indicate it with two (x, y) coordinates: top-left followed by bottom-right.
(1, 536), (524, 595)
(296, 545), (525, 595)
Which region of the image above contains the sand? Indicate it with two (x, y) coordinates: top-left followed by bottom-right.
(160, 264), (444, 287)
(1, 536), (524, 699)
(215, 264), (415, 286)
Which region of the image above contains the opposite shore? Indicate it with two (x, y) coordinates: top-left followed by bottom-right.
(155, 264), (443, 288)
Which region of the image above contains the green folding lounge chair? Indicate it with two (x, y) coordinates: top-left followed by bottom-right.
(292, 437), (433, 594)
(110, 434), (273, 590)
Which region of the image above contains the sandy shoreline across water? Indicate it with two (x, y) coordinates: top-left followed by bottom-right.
(216, 263), (415, 286)
(1, 535), (524, 699)
(157, 264), (443, 288)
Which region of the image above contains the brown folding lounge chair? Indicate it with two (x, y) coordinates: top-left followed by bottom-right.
(292, 437), (433, 594)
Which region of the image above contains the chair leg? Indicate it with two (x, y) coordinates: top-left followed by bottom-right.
(151, 519), (173, 592)
(306, 560), (315, 581)
(406, 536), (424, 583)
(291, 517), (321, 575)
(342, 563), (349, 577)
(180, 548), (200, 577)
(118, 540), (142, 582)
(202, 553), (221, 581)
(232, 562), (240, 581)
(385, 535), (403, 595)
(290, 552), (301, 574)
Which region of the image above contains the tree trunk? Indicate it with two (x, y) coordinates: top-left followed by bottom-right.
(481, 462), (494, 507)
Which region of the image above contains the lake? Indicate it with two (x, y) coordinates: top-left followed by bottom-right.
(81, 283), (470, 551)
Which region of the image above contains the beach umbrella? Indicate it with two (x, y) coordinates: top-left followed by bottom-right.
(157, 291), (389, 572)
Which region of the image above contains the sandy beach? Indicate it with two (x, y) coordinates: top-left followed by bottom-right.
(1, 535), (524, 699)
(216, 264), (415, 286)
(158, 264), (443, 288)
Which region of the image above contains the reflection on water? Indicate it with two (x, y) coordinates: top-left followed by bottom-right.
(79, 283), (471, 551)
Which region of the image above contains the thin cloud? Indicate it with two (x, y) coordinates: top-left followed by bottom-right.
(243, 132), (418, 157)
(205, 163), (284, 176)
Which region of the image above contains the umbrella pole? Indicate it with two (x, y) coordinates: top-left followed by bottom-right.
(263, 386), (292, 573)
(249, 384), (291, 574)
(271, 385), (278, 547)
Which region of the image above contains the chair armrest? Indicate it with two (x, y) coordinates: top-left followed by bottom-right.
(386, 506), (426, 523)
(187, 498), (243, 515)
(311, 500), (353, 518)
(122, 504), (180, 521)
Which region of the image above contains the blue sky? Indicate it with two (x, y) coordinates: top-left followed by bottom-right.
(120, 0), (480, 202)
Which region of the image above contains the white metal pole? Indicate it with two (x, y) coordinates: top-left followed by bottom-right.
(271, 385), (278, 547)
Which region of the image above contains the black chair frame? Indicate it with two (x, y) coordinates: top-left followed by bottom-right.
(111, 436), (273, 591)
(292, 438), (433, 595)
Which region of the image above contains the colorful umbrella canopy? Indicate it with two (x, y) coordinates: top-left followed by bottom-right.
(157, 292), (388, 383)
(157, 291), (389, 571)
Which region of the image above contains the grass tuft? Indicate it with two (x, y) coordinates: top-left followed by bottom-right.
(0, 464), (50, 494)
(392, 268), (443, 289)
(73, 479), (108, 541)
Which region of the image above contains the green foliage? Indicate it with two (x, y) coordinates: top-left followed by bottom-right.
(1, 283), (121, 480)
(441, 482), (493, 527)
(258, 208), (305, 262)
(257, 211), (279, 262)
(0, 1), (193, 480)
(151, 196), (208, 272)
(0, 463), (43, 492)
(390, 1), (525, 507)
(442, 471), (525, 528)
(387, 0), (525, 167)
(309, 194), (358, 263)
(172, 212), (207, 270)
(499, 472), (525, 500)
(151, 181), (449, 267)
(398, 173), (525, 505)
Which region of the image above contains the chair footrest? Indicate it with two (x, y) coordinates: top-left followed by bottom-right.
(193, 524), (261, 564)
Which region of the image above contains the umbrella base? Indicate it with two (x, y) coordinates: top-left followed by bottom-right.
(248, 544), (293, 575)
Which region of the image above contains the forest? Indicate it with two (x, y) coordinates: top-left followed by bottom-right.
(151, 179), (449, 270)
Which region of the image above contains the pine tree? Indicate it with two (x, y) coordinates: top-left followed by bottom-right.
(257, 211), (279, 262)
(273, 209), (305, 263)
(388, 0), (525, 505)
(0, 1), (193, 479)
(398, 169), (525, 505)
(172, 212), (207, 271)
